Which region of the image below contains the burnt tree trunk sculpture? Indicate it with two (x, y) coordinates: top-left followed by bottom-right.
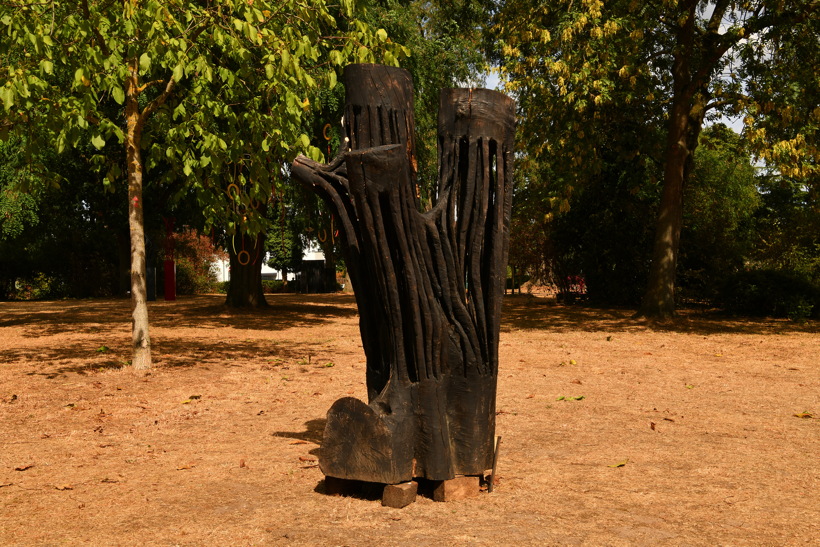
(291, 64), (515, 485)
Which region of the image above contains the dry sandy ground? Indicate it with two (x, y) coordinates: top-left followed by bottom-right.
(0, 294), (817, 546)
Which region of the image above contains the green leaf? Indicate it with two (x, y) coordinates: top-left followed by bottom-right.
(328, 70), (337, 90)
(139, 53), (151, 72)
(357, 46), (369, 63)
(91, 134), (106, 150)
(41, 60), (53, 74)
(111, 87), (124, 105)
(0, 87), (12, 111)
(376, 28), (388, 42)
(172, 63), (184, 83)
(265, 64), (274, 79)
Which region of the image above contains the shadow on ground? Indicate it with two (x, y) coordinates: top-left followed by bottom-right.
(501, 293), (818, 335)
(0, 294), (359, 338)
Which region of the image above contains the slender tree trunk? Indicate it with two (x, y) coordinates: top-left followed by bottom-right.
(125, 59), (152, 369)
(293, 65), (515, 483)
(225, 231), (268, 308)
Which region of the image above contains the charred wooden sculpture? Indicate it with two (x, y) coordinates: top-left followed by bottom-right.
(291, 64), (515, 485)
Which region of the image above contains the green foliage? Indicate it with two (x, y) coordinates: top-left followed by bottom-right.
(751, 175), (820, 284)
(678, 124), (761, 303)
(548, 157), (660, 306)
(163, 228), (225, 295)
(492, 0), (819, 316)
(0, 136), (126, 300)
(717, 269), (820, 320)
(0, 139), (39, 239)
(262, 280), (292, 293)
(0, 0), (405, 237)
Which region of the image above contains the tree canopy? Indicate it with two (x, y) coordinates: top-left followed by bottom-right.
(492, 0), (819, 318)
(1, 0), (403, 367)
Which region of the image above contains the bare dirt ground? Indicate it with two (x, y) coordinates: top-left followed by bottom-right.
(1, 293), (817, 546)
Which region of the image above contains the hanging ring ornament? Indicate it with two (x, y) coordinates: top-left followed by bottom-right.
(227, 183), (240, 200)
(317, 228), (328, 243)
(237, 250), (251, 266)
(322, 123), (332, 141)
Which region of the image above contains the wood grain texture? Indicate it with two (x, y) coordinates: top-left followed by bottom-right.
(291, 64), (515, 484)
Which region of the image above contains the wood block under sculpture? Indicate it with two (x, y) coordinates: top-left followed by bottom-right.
(382, 481), (418, 508)
(432, 476), (481, 502)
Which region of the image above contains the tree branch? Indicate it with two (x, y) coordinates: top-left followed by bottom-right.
(136, 79), (165, 94)
(80, 0), (111, 57)
(140, 76), (175, 122)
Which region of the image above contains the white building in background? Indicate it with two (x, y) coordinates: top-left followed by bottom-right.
(213, 246), (325, 282)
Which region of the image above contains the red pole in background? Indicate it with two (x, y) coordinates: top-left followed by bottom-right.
(163, 217), (176, 301)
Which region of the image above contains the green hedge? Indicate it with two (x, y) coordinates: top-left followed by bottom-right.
(717, 269), (820, 321)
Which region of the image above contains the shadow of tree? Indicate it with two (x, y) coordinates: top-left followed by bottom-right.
(501, 294), (819, 335)
(0, 294), (359, 338)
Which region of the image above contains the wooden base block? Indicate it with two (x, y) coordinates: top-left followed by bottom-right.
(432, 475), (480, 502)
(382, 481), (418, 508)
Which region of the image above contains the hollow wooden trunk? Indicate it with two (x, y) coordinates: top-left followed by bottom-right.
(292, 64), (515, 484)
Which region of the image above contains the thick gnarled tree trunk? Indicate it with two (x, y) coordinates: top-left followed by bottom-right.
(225, 231), (268, 308)
(292, 64), (515, 484)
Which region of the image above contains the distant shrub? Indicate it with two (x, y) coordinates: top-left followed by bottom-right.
(262, 280), (296, 293)
(9, 273), (69, 300)
(163, 228), (227, 295)
(717, 269), (820, 321)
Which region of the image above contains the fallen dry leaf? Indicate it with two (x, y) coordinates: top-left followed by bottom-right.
(14, 464), (34, 471)
(55, 484), (73, 491)
(176, 464), (195, 470)
(289, 440), (309, 445)
(298, 456), (316, 462)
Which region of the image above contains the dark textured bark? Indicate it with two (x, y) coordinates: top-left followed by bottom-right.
(292, 64), (515, 484)
(225, 231), (268, 308)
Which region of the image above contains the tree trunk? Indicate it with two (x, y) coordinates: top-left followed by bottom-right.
(125, 60), (152, 370)
(292, 64), (515, 484)
(225, 231), (268, 308)
(639, 4), (702, 320)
